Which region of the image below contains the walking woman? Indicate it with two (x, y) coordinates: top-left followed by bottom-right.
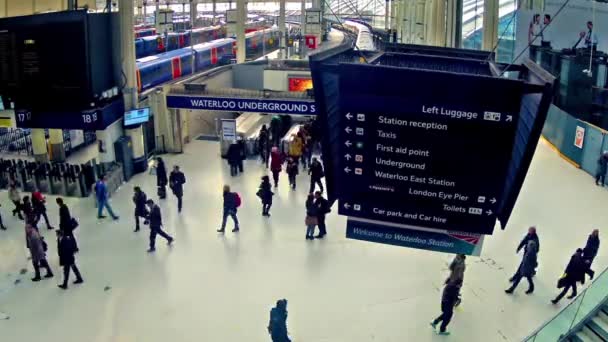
(257, 176), (274, 217)
(305, 194), (318, 240)
(270, 146), (283, 188)
(26, 224), (53, 282)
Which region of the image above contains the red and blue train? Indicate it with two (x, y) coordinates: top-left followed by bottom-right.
(136, 28), (281, 93)
(135, 25), (227, 59)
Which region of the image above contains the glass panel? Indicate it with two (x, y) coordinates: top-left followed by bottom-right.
(572, 269), (608, 329)
(532, 293), (584, 341)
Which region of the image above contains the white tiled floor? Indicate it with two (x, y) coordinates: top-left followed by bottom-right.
(1, 138), (607, 342)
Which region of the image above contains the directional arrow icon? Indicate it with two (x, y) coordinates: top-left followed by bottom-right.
(343, 203), (351, 209)
(506, 115), (513, 122)
(345, 127), (352, 134)
(490, 198), (497, 204)
(344, 167), (351, 173)
(345, 113), (353, 120)
(344, 140), (352, 147)
(344, 154), (352, 161)
(486, 210), (493, 216)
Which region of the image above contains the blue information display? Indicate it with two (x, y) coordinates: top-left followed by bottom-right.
(166, 95), (317, 115)
(336, 63), (522, 235)
(124, 107), (150, 126)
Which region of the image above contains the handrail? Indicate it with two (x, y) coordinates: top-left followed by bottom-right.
(522, 265), (608, 340)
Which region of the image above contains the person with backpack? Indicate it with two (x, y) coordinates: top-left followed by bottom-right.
(32, 189), (53, 230)
(308, 158), (324, 193)
(286, 157), (298, 190)
(305, 194), (318, 240)
(270, 147), (283, 187)
(156, 157), (168, 199)
(218, 185), (240, 233)
(57, 197), (78, 252)
(133, 186), (148, 232)
(314, 191), (330, 238)
(26, 224), (53, 282)
(146, 199), (174, 252)
(257, 176), (274, 217)
(169, 165), (186, 213)
(56, 229), (83, 290)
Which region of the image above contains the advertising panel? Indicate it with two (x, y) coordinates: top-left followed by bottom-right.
(288, 77), (313, 92)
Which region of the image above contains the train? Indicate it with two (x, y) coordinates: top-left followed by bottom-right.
(136, 28), (281, 93)
(337, 20), (376, 51)
(134, 20), (270, 59)
(135, 25), (227, 58)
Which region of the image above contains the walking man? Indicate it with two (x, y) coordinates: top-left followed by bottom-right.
(8, 184), (23, 220)
(218, 185), (240, 233)
(146, 199), (174, 252)
(56, 230), (83, 290)
(57, 198), (78, 252)
(506, 240), (538, 294)
(308, 158), (324, 193)
(133, 186), (148, 232)
(596, 151), (608, 186)
(430, 282), (460, 335)
(156, 157), (168, 199)
(169, 165), (186, 213)
(552, 248), (586, 304)
(95, 176), (119, 220)
(583, 229), (600, 280)
(314, 191), (330, 238)
(32, 189), (53, 230)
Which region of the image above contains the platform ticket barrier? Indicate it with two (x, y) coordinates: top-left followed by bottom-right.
(309, 43), (556, 255)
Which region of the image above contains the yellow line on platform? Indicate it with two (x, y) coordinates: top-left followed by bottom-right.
(540, 136), (581, 168)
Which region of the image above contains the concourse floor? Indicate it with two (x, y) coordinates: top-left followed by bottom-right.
(1, 139), (607, 342)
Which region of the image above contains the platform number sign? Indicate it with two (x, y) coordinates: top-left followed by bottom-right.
(574, 125), (585, 149)
(82, 112), (98, 125)
(16, 110), (31, 124)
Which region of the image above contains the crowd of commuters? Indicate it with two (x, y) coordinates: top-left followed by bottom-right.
(3, 181), (84, 289)
(2, 118), (606, 341)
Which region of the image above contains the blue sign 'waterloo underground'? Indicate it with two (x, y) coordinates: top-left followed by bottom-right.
(166, 95), (317, 115)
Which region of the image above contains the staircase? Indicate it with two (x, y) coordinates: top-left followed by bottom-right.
(568, 305), (608, 342)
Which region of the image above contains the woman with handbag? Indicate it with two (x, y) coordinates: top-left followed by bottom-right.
(258, 176), (274, 217)
(305, 194), (318, 240)
(26, 224), (53, 282)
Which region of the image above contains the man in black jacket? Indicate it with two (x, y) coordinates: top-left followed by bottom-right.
(583, 229), (600, 279)
(314, 191), (329, 238)
(169, 165), (186, 213)
(56, 229), (83, 290)
(218, 185), (240, 233)
(133, 187), (148, 232)
(308, 158), (324, 194)
(146, 199), (174, 252)
(56, 197), (78, 252)
(430, 282), (460, 335)
(552, 248), (586, 304)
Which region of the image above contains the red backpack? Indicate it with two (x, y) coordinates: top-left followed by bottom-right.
(234, 192), (242, 208)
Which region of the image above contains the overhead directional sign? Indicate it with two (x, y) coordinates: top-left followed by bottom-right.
(336, 63), (523, 235)
(166, 95), (317, 115)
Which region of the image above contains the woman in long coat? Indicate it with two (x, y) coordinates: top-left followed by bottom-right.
(26, 224), (53, 281)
